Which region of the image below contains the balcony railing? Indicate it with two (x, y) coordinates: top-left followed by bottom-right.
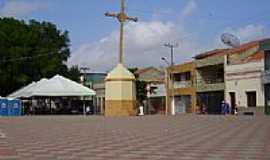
(196, 79), (225, 92)
(174, 81), (192, 88)
(201, 78), (224, 84)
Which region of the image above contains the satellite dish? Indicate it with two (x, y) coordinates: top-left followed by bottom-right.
(221, 33), (240, 48)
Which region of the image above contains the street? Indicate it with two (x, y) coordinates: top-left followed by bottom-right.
(0, 115), (269, 160)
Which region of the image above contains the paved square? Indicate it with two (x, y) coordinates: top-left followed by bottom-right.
(0, 115), (269, 160)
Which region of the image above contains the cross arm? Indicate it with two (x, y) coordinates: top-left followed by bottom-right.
(127, 17), (138, 22)
(105, 12), (118, 18)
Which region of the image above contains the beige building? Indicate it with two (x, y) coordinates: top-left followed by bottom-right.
(135, 67), (166, 114)
(225, 42), (265, 114)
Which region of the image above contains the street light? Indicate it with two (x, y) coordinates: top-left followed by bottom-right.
(163, 42), (178, 115)
(161, 57), (170, 66)
(80, 67), (90, 86)
(161, 57), (170, 115)
(164, 43), (178, 66)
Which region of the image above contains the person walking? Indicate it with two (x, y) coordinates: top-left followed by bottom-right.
(221, 101), (226, 115)
(221, 100), (231, 115)
(225, 101), (231, 115)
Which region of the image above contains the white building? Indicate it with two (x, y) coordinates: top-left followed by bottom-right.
(225, 50), (265, 113)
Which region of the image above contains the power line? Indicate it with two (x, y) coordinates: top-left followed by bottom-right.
(0, 52), (58, 64)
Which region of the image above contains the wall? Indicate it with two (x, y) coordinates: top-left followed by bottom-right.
(225, 60), (264, 108)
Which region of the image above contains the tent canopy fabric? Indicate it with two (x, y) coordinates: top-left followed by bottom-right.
(8, 79), (49, 98)
(31, 75), (96, 97)
(8, 81), (37, 98)
(24, 78), (49, 98)
(8, 75), (96, 98)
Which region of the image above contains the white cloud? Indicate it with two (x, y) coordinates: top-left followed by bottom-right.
(69, 21), (200, 72)
(181, 0), (197, 18)
(0, 0), (47, 17)
(224, 24), (266, 43)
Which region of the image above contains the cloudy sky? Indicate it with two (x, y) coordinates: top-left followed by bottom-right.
(0, 0), (270, 72)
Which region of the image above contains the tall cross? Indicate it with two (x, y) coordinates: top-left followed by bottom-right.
(105, 0), (138, 64)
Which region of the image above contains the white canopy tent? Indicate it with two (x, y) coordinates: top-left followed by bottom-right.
(8, 75), (95, 98)
(29, 75), (96, 97)
(8, 75), (96, 115)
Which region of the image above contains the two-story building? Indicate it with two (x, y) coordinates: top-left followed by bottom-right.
(170, 62), (196, 114)
(225, 40), (266, 114)
(261, 39), (270, 115)
(135, 67), (165, 114)
(194, 49), (228, 114)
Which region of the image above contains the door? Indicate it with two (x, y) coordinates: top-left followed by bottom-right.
(197, 91), (224, 114)
(229, 92), (236, 114)
(175, 96), (190, 114)
(246, 91), (256, 107)
(0, 99), (8, 116)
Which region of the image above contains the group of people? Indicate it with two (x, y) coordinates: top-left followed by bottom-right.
(196, 100), (238, 115)
(196, 104), (208, 114)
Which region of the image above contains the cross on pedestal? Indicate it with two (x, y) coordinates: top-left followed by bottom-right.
(105, 0), (138, 64)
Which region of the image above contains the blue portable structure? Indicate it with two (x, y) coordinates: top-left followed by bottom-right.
(0, 98), (9, 116)
(8, 99), (22, 116)
(0, 98), (21, 116)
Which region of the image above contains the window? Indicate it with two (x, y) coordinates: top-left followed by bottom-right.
(173, 72), (191, 81)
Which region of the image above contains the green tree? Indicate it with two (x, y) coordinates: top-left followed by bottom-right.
(66, 65), (81, 82)
(128, 68), (147, 106)
(0, 18), (73, 96)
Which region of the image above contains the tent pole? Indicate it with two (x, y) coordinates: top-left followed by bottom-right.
(83, 96), (86, 116)
(31, 97), (33, 115)
(49, 97), (52, 114)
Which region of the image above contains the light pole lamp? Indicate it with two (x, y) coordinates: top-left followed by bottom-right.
(79, 67), (90, 116)
(164, 43), (178, 66)
(80, 67), (90, 86)
(161, 57), (170, 66)
(161, 57), (170, 115)
(163, 43), (178, 115)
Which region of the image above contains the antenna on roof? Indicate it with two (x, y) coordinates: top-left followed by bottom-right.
(221, 33), (240, 48)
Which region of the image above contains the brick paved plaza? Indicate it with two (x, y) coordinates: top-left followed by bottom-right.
(0, 115), (270, 160)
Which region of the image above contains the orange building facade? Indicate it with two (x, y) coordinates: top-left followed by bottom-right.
(169, 62), (197, 113)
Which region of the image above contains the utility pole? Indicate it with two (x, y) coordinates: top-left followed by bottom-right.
(105, 0), (138, 64)
(164, 43), (178, 115)
(80, 67), (90, 116)
(80, 67), (90, 85)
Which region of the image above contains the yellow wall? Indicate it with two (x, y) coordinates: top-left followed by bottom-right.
(105, 80), (136, 100)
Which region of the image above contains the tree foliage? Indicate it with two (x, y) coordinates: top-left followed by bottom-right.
(66, 65), (81, 82)
(0, 18), (78, 96)
(128, 68), (147, 106)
